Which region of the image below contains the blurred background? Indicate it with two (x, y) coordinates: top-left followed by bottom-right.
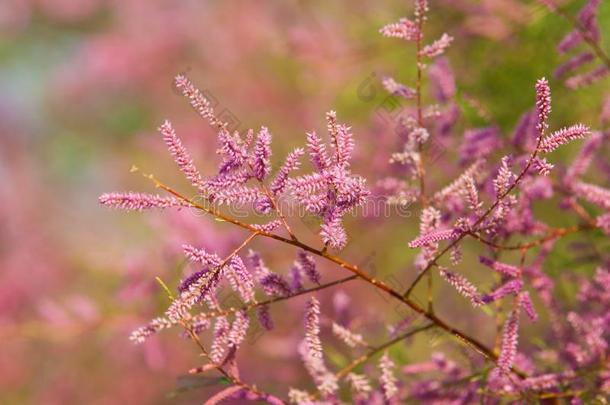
(1, 0), (608, 403)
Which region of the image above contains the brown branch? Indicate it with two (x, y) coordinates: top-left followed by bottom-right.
(466, 223), (592, 251)
(148, 176), (526, 378)
(404, 131), (546, 297)
(335, 323), (434, 380)
(192, 275), (358, 321)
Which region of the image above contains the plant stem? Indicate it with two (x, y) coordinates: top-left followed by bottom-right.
(404, 135), (545, 298)
(335, 324), (434, 380)
(149, 176), (526, 377)
(192, 275), (358, 321)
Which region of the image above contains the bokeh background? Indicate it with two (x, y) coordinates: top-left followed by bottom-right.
(1, 0), (608, 403)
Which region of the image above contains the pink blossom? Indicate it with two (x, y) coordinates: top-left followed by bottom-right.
(99, 192), (186, 211)
(409, 228), (458, 248)
(420, 33), (453, 58)
(540, 124), (591, 153)
(439, 268), (483, 306)
(379, 18), (419, 41)
(535, 78), (551, 135)
(159, 120), (205, 191)
(572, 181), (610, 210)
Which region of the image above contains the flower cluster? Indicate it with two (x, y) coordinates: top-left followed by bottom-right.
(99, 0), (610, 402)
(288, 112), (370, 249)
(543, 0), (608, 89)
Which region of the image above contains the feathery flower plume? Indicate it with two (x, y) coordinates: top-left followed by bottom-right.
(210, 316), (231, 363)
(554, 52), (595, 79)
(216, 130), (249, 175)
(251, 219), (282, 233)
(379, 352), (398, 400)
(433, 159), (484, 202)
(306, 131), (330, 172)
(296, 250), (321, 285)
(99, 192), (186, 211)
(539, 124), (591, 153)
(289, 264), (304, 292)
(294, 124), (370, 249)
(564, 131), (603, 186)
(450, 245), (462, 265)
(520, 292), (538, 321)
(532, 157), (554, 176)
(572, 181), (610, 210)
(227, 310), (250, 349)
(320, 214), (348, 249)
(205, 170), (251, 191)
(178, 270), (207, 293)
(482, 279), (524, 304)
(522, 371), (575, 391)
(479, 256), (522, 278)
(174, 74), (226, 130)
(459, 127), (502, 162)
(189, 314), (212, 335)
(496, 301), (521, 373)
(304, 297), (323, 360)
(325, 110), (340, 149)
(249, 252), (292, 296)
(330, 123), (354, 168)
(535, 78), (551, 135)
(182, 245), (222, 267)
(566, 65), (609, 90)
(300, 297), (339, 397)
(462, 176), (482, 212)
(256, 305), (274, 331)
(159, 120), (205, 190)
(166, 268), (222, 322)
(420, 33), (453, 58)
(558, 30), (584, 54)
(270, 148), (304, 195)
(493, 156), (514, 197)
(347, 373), (372, 394)
(129, 317), (173, 344)
(420, 206), (441, 234)
(260, 272), (292, 297)
(211, 185), (262, 206)
(409, 228), (458, 248)
(379, 18), (419, 41)
(253, 127), (272, 181)
(439, 268), (483, 306)
(382, 77), (416, 99)
(332, 322), (367, 348)
(226, 256), (255, 304)
(247, 250), (269, 277)
(288, 389), (312, 404)
(428, 57), (456, 102)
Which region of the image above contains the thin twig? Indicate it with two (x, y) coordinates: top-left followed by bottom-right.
(192, 275), (358, 321)
(405, 133), (546, 297)
(148, 176), (527, 377)
(335, 323), (435, 380)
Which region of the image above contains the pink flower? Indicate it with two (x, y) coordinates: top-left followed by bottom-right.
(420, 33), (453, 58)
(572, 181), (610, 210)
(409, 228), (458, 248)
(379, 18), (419, 41)
(540, 124), (591, 153)
(99, 192), (186, 211)
(535, 78), (551, 135)
(253, 127), (272, 181)
(439, 268), (483, 306)
(160, 120), (205, 191)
